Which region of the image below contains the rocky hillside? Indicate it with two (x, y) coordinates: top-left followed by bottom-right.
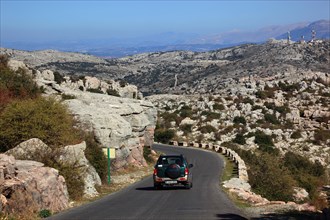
(2, 40), (329, 96)
(5, 59), (157, 170)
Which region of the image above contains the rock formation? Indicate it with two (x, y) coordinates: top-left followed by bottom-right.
(0, 154), (69, 214)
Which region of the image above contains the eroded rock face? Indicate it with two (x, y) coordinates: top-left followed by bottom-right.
(0, 154), (69, 214)
(6, 138), (102, 198)
(60, 142), (102, 197)
(63, 92), (157, 169)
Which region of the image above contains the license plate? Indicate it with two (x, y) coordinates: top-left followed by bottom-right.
(165, 180), (177, 184)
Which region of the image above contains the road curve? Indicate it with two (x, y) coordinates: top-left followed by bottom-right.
(48, 144), (248, 220)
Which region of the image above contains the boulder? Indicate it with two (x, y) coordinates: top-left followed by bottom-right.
(6, 138), (51, 161)
(60, 142), (102, 197)
(0, 154), (69, 214)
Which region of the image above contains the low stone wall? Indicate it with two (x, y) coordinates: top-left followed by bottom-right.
(172, 141), (248, 181)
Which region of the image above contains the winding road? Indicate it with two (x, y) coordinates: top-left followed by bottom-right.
(48, 144), (247, 220)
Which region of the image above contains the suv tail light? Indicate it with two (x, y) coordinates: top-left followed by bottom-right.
(153, 168), (158, 176)
(184, 168), (189, 175)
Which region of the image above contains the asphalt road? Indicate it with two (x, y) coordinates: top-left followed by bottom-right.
(48, 144), (248, 220)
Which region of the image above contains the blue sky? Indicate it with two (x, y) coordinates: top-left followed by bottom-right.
(1, 0), (329, 43)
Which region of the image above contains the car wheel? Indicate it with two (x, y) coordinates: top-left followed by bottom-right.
(154, 183), (162, 190)
(185, 182), (192, 189)
(165, 164), (181, 179)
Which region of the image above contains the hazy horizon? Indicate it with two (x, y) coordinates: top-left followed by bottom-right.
(1, 1), (329, 42)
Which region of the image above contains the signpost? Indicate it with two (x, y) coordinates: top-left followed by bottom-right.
(103, 148), (116, 185)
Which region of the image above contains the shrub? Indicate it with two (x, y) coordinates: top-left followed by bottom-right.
(213, 103), (225, 111)
(313, 129), (330, 145)
(179, 105), (193, 118)
(38, 209), (52, 218)
(264, 113), (280, 125)
(248, 152), (295, 201)
(0, 64), (41, 101)
(199, 125), (217, 134)
(87, 88), (104, 94)
(106, 88), (120, 97)
(233, 133), (246, 145)
(0, 97), (80, 151)
(254, 130), (277, 154)
(180, 124), (192, 135)
(154, 129), (175, 143)
(61, 94), (76, 100)
(143, 146), (153, 163)
(201, 111), (220, 121)
(291, 130), (302, 139)
(54, 71), (65, 84)
(284, 152), (326, 200)
(84, 133), (108, 182)
(233, 116), (246, 125)
(57, 161), (85, 200)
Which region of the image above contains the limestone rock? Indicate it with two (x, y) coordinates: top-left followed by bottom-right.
(61, 142), (102, 197)
(0, 154), (69, 214)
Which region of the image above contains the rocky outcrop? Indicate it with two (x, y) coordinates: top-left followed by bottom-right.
(63, 92), (157, 169)
(0, 154), (69, 214)
(5, 59), (157, 171)
(6, 138), (101, 198)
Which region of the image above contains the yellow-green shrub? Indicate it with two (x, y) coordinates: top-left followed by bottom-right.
(0, 97), (80, 151)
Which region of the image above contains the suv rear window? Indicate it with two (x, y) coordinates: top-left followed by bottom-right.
(158, 156), (184, 167)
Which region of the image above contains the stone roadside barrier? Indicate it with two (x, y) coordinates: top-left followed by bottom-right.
(169, 141), (248, 182)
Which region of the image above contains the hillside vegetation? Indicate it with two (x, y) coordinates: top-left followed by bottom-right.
(0, 55), (107, 200)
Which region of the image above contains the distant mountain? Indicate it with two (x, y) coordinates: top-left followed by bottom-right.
(276, 20), (330, 41)
(1, 20), (328, 57)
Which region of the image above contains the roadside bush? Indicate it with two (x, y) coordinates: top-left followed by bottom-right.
(0, 97), (81, 151)
(248, 152), (295, 201)
(284, 152), (326, 200)
(154, 129), (175, 143)
(254, 130), (277, 154)
(143, 146), (153, 164)
(180, 124), (192, 135)
(84, 133), (108, 182)
(61, 94), (76, 100)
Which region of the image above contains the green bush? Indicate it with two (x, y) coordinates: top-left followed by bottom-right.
(233, 116), (246, 125)
(254, 130), (277, 154)
(201, 111), (220, 121)
(38, 209), (52, 218)
(248, 152), (295, 201)
(264, 113), (280, 125)
(84, 133), (108, 182)
(106, 88), (120, 97)
(291, 130), (302, 139)
(199, 125), (217, 134)
(233, 133), (246, 145)
(143, 146), (153, 163)
(87, 88), (104, 94)
(284, 152), (326, 198)
(61, 94), (76, 100)
(0, 97), (80, 151)
(180, 124), (192, 135)
(313, 129), (330, 145)
(0, 63), (41, 101)
(213, 103), (225, 110)
(154, 129), (175, 143)
(54, 71), (65, 84)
